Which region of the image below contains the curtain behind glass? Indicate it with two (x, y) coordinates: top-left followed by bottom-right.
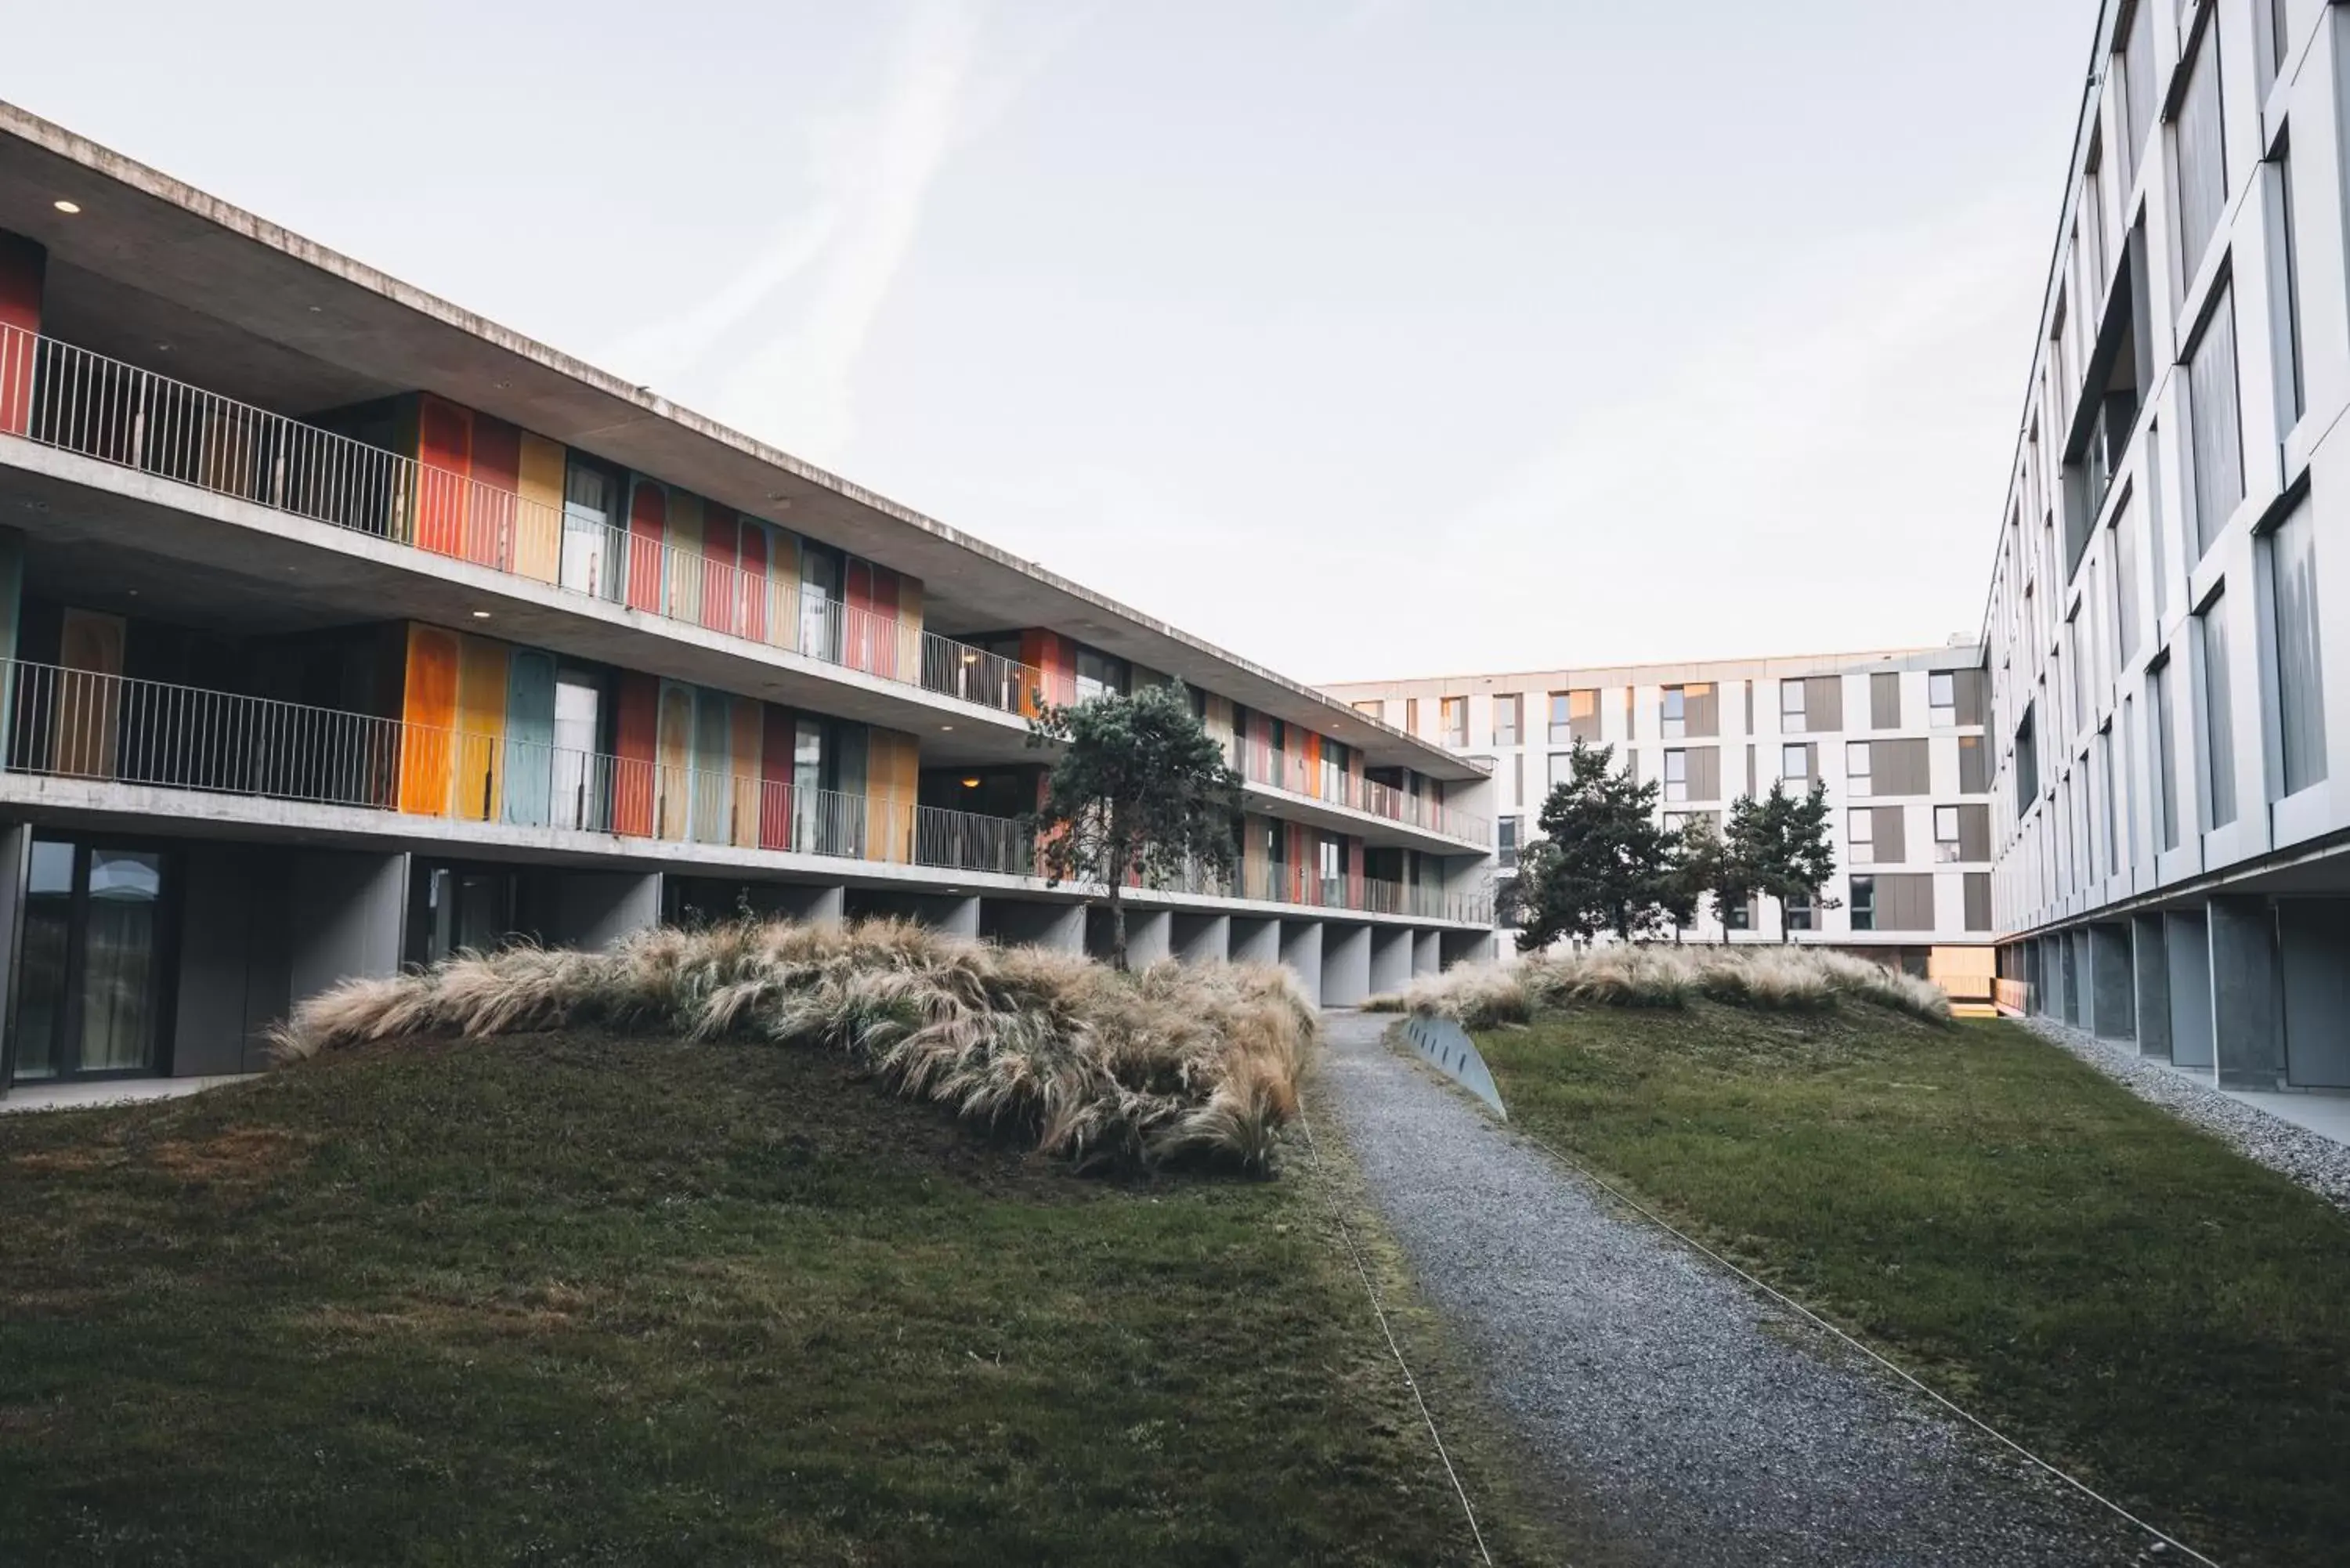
(77, 851), (161, 1073)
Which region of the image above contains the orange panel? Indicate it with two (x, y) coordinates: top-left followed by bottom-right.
(398, 623), (463, 815)
(625, 480), (667, 614)
(613, 673), (659, 838)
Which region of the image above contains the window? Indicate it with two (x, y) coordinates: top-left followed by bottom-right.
(1936, 806), (1962, 863)
(1497, 816), (1520, 871)
(1491, 694), (1520, 747)
(1663, 749), (1689, 804)
(1549, 688), (1599, 744)
(2272, 142), (2305, 424)
(2186, 282), (2245, 559)
(1780, 679), (1807, 734)
(2152, 659), (2182, 851)
(2200, 590), (2238, 829)
(2175, 20), (2228, 283)
(1846, 741), (1873, 798)
(1440, 696), (1467, 746)
(1958, 733), (1989, 793)
(2119, 0), (2159, 192)
(1548, 752), (1574, 792)
(1781, 743), (1811, 782)
(1785, 896), (1816, 934)
(1849, 876), (1877, 931)
(1724, 898), (1752, 932)
(2015, 703), (2040, 816)
(2268, 499), (2326, 795)
(1075, 646), (1130, 702)
(1661, 686), (1686, 739)
(2270, 0), (2290, 74)
(2113, 500), (2141, 667)
(1929, 672), (1956, 728)
(2099, 727), (2120, 879)
(1405, 697), (1419, 737)
(1849, 808), (1875, 865)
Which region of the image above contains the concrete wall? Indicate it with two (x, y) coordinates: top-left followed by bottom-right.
(848, 887), (980, 938)
(530, 870), (663, 952)
(1321, 923), (1372, 1007)
(288, 851), (408, 1010)
(2209, 896), (2281, 1089)
(1171, 913), (1230, 966)
(1369, 927), (1414, 996)
(1230, 917), (1280, 966)
(2131, 913), (2171, 1059)
(982, 899), (1084, 953)
(1279, 920), (1323, 1008)
(2280, 899), (2350, 1089)
(2166, 910), (2214, 1072)
(173, 844), (292, 1077)
(1413, 930), (1441, 976)
(2088, 923), (2134, 1042)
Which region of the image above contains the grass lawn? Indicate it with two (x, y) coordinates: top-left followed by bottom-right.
(0, 1032), (1547, 1566)
(1474, 1002), (2350, 1568)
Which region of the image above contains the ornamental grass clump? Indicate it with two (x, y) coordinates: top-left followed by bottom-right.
(271, 918), (1314, 1174)
(1372, 945), (1951, 1027)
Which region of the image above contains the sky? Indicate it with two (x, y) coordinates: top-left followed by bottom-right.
(5, 1), (2099, 684)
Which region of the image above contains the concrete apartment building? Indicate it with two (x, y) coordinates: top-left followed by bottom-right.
(1979, 0), (2350, 1093)
(1324, 645), (1998, 999)
(0, 106), (1495, 1097)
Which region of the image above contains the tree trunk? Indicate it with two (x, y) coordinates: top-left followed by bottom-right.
(1108, 881), (1128, 972)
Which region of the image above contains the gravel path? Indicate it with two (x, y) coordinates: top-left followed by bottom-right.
(2020, 1014), (2350, 1211)
(1317, 1010), (2163, 1568)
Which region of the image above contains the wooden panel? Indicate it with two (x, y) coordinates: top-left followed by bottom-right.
(55, 607), (125, 779)
(655, 679), (694, 840)
(503, 649), (556, 827)
(0, 232), (42, 437)
(729, 694), (763, 848)
(414, 395), (473, 558)
(844, 559), (877, 674)
(513, 432), (566, 583)
(612, 673), (660, 838)
(701, 505), (740, 636)
(738, 523), (771, 644)
(624, 479), (667, 614)
(398, 623), (462, 815)
(666, 492), (704, 625)
(864, 729), (919, 863)
(760, 704), (795, 851)
(870, 568), (900, 680)
(454, 634), (510, 822)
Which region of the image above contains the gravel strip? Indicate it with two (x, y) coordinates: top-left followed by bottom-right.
(1317, 1010), (2164, 1568)
(2019, 1014), (2350, 1211)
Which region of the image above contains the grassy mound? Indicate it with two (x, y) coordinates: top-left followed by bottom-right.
(273, 918), (1314, 1173)
(1367, 945), (1950, 1029)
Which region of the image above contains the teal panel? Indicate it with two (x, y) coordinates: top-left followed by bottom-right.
(503, 649), (557, 827)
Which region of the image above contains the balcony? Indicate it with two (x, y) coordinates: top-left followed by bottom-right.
(0, 325), (1043, 717)
(1235, 736), (1490, 847)
(0, 661), (1493, 926)
(0, 659), (1032, 876)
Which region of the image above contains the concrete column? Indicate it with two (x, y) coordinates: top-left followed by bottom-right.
(2277, 899), (2350, 1089)
(2131, 913), (2172, 1059)
(982, 900), (1086, 954)
(1279, 920), (1325, 1008)
(2167, 910), (2215, 1071)
(1369, 927), (1414, 996)
(289, 851), (409, 1003)
(1412, 930), (1442, 976)
(1441, 930), (1495, 968)
(2088, 923), (2135, 1042)
(848, 888), (979, 936)
(1321, 923), (1372, 1007)
(1229, 916), (1280, 966)
(1171, 913), (1230, 966)
(776, 883), (846, 926)
(0, 821), (30, 1094)
(2209, 895), (2283, 1089)
(1124, 909), (1173, 968)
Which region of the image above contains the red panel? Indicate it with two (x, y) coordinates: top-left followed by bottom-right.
(701, 506), (739, 635)
(415, 396), (473, 558)
(613, 672), (660, 838)
(1018, 629), (1076, 714)
(625, 480), (667, 614)
(759, 703), (795, 851)
(468, 414), (522, 571)
(870, 568), (900, 680)
(0, 233), (42, 439)
(739, 524), (770, 644)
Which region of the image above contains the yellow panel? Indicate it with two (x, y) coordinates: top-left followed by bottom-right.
(513, 432), (566, 583)
(895, 576), (923, 635)
(666, 492), (703, 623)
(56, 608), (126, 778)
(864, 730), (919, 863)
(728, 696), (763, 849)
(454, 633), (511, 822)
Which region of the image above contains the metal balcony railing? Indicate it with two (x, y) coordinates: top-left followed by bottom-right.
(0, 325), (1043, 717)
(1144, 853), (1492, 924)
(1233, 736), (1491, 846)
(0, 659), (1032, 876)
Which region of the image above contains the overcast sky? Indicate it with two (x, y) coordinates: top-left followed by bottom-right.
(8, 1), (2096, 683)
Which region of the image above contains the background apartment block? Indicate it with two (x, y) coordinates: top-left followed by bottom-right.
(1979, 0), (2350, 1095)
(0, 106), (1495, 1097)
(1325, 645), (1995, 992)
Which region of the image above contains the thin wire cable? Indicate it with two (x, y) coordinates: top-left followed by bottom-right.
(1296, 1106), (1495, 1567)
(1509, 1122), (2222, 1567)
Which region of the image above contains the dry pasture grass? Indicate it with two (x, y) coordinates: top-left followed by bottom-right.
(1368, 944), (1952, 1030)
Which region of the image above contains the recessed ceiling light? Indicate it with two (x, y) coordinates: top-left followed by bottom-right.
(471, 609), (492, 620)
(939, 724), (953, 732)
(960, 776), (981, 789)
(52, 199), (79, 215)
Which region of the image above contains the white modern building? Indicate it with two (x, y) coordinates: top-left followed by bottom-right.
(1979, 0), (2350, 1091)
(0, 104), (1496, 1099)
(1325, 645), (1998, 999)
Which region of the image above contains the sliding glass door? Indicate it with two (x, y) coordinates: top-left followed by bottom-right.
(9, 839), (172, 1082)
